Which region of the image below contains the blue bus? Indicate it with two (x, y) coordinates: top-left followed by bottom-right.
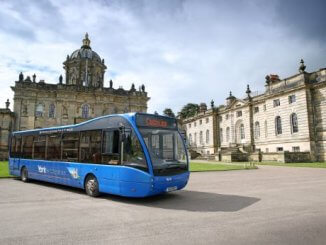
(9, 113), (189, 197)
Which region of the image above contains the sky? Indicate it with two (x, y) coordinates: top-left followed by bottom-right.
(0, 0), (325, 114)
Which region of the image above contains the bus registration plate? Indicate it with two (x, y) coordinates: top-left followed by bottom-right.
(166, 186), (177, 192)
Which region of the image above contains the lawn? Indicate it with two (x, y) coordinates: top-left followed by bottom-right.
(190, 162), (257, 172)
(257, 162), (326, 168)
(0, 161), (12, 178)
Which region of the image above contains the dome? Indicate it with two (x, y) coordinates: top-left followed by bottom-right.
(69, 33), (102, 62)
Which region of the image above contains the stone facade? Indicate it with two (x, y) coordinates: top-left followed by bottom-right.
(183, 60), (326, 162)
(0, 100), (15, 160)
(0, 33), (149, 159)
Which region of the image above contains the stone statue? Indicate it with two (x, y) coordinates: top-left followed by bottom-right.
(32, 74), (36, 83)
(299, 59), (306, 73)
(110, 80), (113, 88)
(141, 84), (145, 92)
(211, 99), (214, 108)
(131, 83), (135, 91)
(5, 99), (10, 109)
(19, 72), (24, 82)
(265, 75), (270, 84)
(59, 74), (63, 84)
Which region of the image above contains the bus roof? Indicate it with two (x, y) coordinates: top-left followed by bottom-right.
(12, 112), (177, 136)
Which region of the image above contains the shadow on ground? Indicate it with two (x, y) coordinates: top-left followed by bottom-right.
(14, 179), (260, 212)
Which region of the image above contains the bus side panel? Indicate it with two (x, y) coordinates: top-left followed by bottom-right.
(95, 165), (121, 195)
(9, 158), (20, 177)
(118, 167), (152, 197)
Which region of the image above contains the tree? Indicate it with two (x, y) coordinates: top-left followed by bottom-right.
(178, 103), (199, 119)
(163, 108), (175, 118)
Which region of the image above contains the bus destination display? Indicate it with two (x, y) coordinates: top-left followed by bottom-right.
(136, 114), (177, 129)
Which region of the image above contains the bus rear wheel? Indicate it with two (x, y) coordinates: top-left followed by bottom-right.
(21, 167), (29, 182)
(85, 175), (100, 197)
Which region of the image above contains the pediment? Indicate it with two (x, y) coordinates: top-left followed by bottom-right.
(227, 99), (247, 109)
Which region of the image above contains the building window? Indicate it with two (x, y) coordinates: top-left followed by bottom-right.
(292, 146), (300, 152)
(254, 107), (259, 113)
(226, 127), (230, 142)
(290, 113), (298, 133)
(220, 128), (223, 143)
(194, 132), (197, 145)
(265, 148), (269, 153)
(194, 122), (197, 127)
(188, 123), (191, 128)
(189, 134), (192, 145)
(82, 104), (90, 119)
(199, 131), (203, 145)
(35, 104), (44, 117)
(289, 95), (296, 104)
(277, 147), (284, 152)
(263, 104), (266, 111)
(254, 122), (260, 139)
(275, 116), (282, 135)
(199, 119), (202, 125)
(237, 111), (242, 117)
(206, 118), (209, 123)
(264, 120), (268, 138)
(49, 104), (55, 118)
(219, 116), (222, 122)
(273, 99), (280, 107)
(226, 114), (229, 120)
(206, 130), (209, 144)
(240, 124), (245, 139)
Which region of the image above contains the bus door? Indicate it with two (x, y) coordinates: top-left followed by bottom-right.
(12, 136), (22, 171)
(101, 128), (122, 193)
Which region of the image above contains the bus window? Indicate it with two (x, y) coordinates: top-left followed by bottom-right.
(33, 136), (46, 160)
(10, 136), (16, 157)
(102, 130), (120, 164)
(80, 130), (101, 163)
(122, 131), (148, 171)
(62, 132), (79, 162)
(47, 134), (61, 161)
(22, 135), (33, 159)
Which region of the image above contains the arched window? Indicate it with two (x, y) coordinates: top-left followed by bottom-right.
(220, 128), (223, 143)
(49, 104), (55, 118)
(189, 134), (192, 145)
(290, 113), (298, 133)
(264, 120), (268, 138)
(275, 116), (282, 135)
(240, 124), (245, 139)
(35, 104), (44, 117)
(226, 127), (230, 142)
(206, 130), (209, 144)
(254, 122), (260, 139)
(199, 131), (203, 145)
(82, 104), (90, 119)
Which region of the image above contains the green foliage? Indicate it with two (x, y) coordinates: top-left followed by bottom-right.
(163, 108), (175, 118)
(178, 103), (199, 119)
(0, 161), (12, 178)
(190, 162), (257, 172)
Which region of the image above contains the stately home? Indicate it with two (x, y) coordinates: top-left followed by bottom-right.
(0, 33), (149, 159)
(184, 60), (326, 162)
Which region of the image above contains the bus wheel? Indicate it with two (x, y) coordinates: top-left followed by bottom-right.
(85, 175), (100, 197)
(21, 167), (29, 182)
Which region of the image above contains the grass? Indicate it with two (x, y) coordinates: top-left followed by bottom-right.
(190, 162), (257, 172)
(0, 161), (12, 178)
(257, 162), (326, 168)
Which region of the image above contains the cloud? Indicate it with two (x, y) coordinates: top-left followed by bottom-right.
(0, 0), (325, 115)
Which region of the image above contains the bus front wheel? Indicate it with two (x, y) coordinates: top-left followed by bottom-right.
(85, 175), (100, 197)
(21, 167), (29, 182)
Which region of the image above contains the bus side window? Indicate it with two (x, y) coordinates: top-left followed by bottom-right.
(15, 137), (22, 158)
(80, 130), (101, 164)
(10, 136), (16, 157)
(33, 136), (46, 160)
(47, 134), (61, 161)
(102, 130), (120, 165)
(22, 135), (33, 159)
(62, 132), (79, 162)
